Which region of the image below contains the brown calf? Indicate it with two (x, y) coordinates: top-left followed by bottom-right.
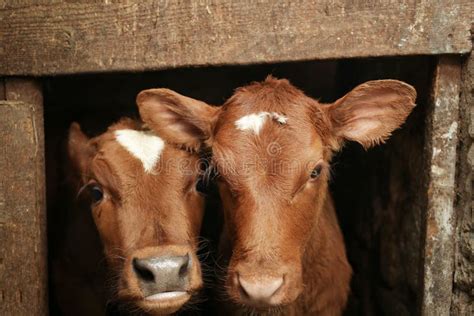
(137, 77), (416, 315)
(66, 114), (206, 315)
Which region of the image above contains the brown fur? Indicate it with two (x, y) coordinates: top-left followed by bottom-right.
(67, 117), (205, 315)
(137, 77), (416, 315)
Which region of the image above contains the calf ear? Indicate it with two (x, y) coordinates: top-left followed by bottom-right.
(326, 80), (416, 149)
(137, 88), (220, 151)
(67, 122), (90, 180)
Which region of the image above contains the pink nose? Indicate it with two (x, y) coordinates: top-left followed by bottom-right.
(238, 275), (284, 304)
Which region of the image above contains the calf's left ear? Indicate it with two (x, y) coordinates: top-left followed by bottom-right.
(325, 80), (416, 149)
(66, 122), (91, 186)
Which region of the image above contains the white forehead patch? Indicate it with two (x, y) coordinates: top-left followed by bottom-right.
(114, 129), (165, 173)
(235, 112), (288, 134)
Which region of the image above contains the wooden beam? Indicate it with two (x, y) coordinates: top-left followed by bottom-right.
(421, 56), (462, 315)
(0, 0), (472, 75)
(0, 79), (47, 315)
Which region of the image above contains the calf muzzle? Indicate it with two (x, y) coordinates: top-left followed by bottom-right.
(133, 254), (191, 299)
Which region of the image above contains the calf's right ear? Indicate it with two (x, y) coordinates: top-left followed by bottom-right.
(325, 80), (416, 149)
(67, 122), (90, 177)
(136, 89), (220, 151)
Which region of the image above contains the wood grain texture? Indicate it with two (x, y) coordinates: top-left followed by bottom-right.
(421, 56), (462, 316)
(0, 0), (472, 75)
(0, 81), (47, 315)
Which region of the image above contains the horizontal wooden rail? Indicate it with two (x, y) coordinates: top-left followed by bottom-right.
(0, 0), (472, 75)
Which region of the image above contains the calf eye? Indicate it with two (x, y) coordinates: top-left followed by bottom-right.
(310, 165), (323, 180)
(89, 185), (104, 203)
(195, 177), (207, 194)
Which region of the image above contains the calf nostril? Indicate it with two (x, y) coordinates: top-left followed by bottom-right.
(133, 254), (193, 295)
(133, 258), (155, 283)
(178, 254), (191, 278)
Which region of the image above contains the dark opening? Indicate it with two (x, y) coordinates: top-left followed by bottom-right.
(44, 56), (432, 315)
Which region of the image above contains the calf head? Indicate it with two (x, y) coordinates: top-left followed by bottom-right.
(68, 116), (205, 314)
(137, 77), (416, 309)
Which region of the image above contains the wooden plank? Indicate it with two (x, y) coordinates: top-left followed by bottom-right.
(0, 80), (47, 315)
(421, 56), (462, 315)
(0, 0), (471, 76)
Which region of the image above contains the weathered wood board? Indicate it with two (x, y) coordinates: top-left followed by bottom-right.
(421, 56), (462, 316)
(0, 0), (472, 75)
(0, 80), (47, 315)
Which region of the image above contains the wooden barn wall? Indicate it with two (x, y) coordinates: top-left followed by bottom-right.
(0, 0), (472, 75)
